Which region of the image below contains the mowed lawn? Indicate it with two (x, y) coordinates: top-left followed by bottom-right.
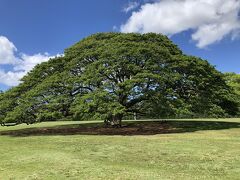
(0, 119), (239, 180)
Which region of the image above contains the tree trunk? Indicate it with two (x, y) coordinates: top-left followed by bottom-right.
(104, 113), (123, 128)
(113, 114), (123, 127)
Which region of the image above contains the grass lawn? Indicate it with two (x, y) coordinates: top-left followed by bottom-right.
(0, 119), (239, 180)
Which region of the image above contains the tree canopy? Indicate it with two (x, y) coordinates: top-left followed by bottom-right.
(224, 73), (240, 96)
(0, 33), (239, 126)
(224, 72), (240, 114)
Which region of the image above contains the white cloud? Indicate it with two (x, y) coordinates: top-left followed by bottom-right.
(0, 70), (25, 86)
(121, 0), (240, 48)
(0, 36), (60, 87)
(0, 36), (18, 64)
(14, 53), (53, 72)
(123, 1), (140, 13)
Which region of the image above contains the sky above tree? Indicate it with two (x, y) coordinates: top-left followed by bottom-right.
(0, 0), (240, 90)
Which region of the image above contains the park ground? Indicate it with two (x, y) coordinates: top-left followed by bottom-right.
(0, 118), (239, 180)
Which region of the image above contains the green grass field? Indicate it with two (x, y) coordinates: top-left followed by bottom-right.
(0, 119), (239, 180)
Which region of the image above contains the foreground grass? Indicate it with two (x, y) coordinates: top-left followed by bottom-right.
(0, 119), (239, 180)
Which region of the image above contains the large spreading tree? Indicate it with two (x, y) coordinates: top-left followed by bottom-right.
(0, 33), (239, 126)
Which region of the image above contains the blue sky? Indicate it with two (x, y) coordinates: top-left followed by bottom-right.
(0, 0), (239, 91)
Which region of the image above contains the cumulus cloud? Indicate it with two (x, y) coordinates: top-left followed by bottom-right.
(14, 53), (53, 72)
(121, 0), (240, 48)
(0, 36), (60, 87)
(123, 1), (140, 13)
(0, 36), (18, 64)
(0, 70), (26, 86)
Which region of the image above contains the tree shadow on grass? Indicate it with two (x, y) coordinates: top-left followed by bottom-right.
(0, 120), (240, 137)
